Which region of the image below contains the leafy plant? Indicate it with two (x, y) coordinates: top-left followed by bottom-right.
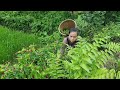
(1, 11), (120, 79)
(0, 26), (40, 64)
(61, 36), (120, 79)
(0, 11), (74, 35)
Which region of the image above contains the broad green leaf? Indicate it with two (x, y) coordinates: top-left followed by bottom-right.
(102, 55), (107, 62)
(82, 49), (87, 54)
(95, 63), (100, 68)
(104, 53), (110, 59)
(73, 66), (80, 70)
(80, 63), (90, 73)
(84, 57), (92, 64)
(97, 60), (104, 67)
(85, 44), (90, 51)
(91, 49), (98, 57)
(109, 69), (115, 74)
(100, 58), (106, 64)
(88, 53), (95, 60)
(109, 73), (114, 79)
(108, 50), (114, 56)
(88, 43), (93, 49)
(101, 74), (105, 79)
(99, 41), (104, 45)
(71, 55), (79, 60)
(74, 73), (81, 79)
(106, 73), (110, 79)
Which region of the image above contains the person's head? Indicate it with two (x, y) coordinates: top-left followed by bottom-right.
(68, 28), (78, 43)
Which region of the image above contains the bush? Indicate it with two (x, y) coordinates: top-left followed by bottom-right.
(0, 26), (40, 63)
(1, 11), (120, 79)
(75, 11), (120, 39)
(0, 11), (74, 35)
(0, 41), (62, 79)
(1, 35), (120, 79)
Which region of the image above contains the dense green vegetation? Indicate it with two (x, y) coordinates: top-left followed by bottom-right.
(0, 26), (41, 64)
(0, 11), (120, 79)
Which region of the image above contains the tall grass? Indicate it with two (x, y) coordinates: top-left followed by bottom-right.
(0, 26), (40, 64)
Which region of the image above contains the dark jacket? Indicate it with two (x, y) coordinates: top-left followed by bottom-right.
(60, 36), (78, 57)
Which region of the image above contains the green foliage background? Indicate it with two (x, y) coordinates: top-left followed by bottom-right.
(0, 11), (120, 79)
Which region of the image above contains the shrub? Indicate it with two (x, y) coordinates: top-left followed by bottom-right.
(0, 26), (40, 63)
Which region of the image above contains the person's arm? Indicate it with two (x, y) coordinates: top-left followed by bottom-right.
(59, 38), (68, 58)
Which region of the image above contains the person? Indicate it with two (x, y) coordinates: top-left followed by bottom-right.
(60, 28), (79, 58)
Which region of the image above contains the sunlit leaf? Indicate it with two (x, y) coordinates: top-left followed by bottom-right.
(84, 57), (92, 64)
(80, 63), (90, 73)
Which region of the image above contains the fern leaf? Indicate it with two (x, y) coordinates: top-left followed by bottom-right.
(80, 63), (90, 73)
